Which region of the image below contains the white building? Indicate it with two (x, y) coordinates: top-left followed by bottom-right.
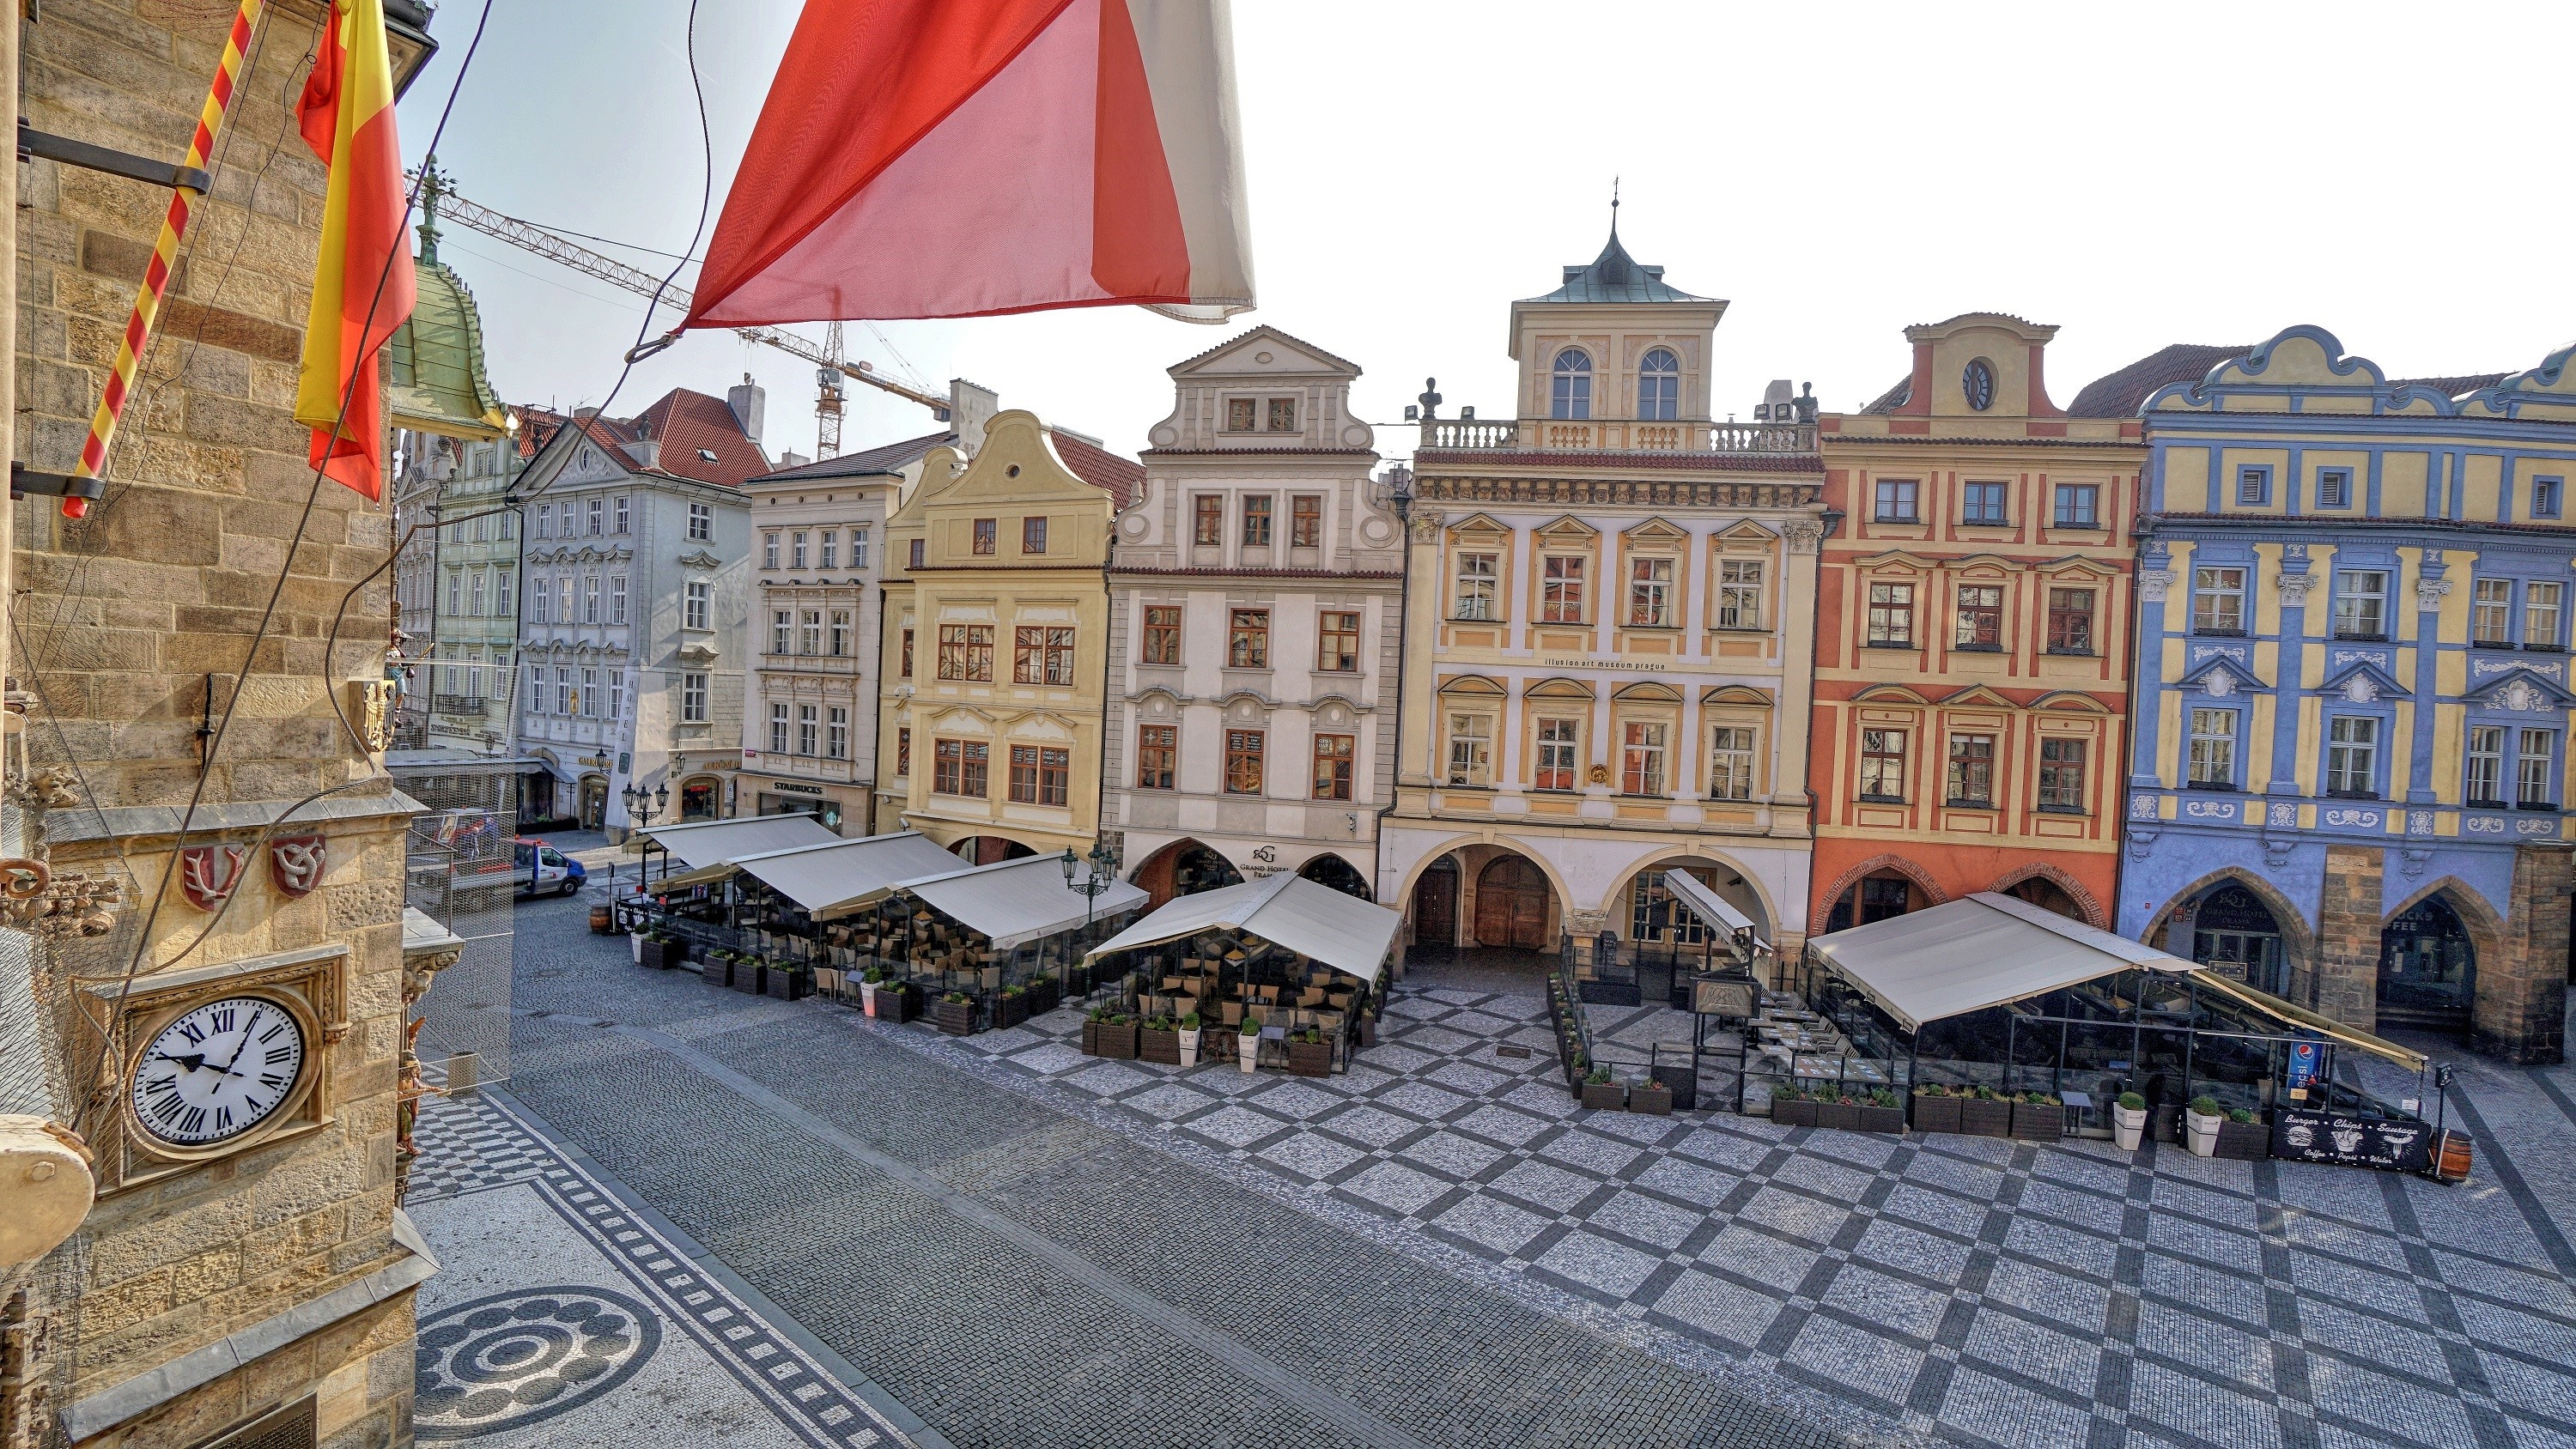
(1103, 326), (1403, 905)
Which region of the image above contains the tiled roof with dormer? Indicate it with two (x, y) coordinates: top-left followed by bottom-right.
(2068, 344), (2250, 418)
(634, 388), (770, 488)
(1520, 227), (1711, 305)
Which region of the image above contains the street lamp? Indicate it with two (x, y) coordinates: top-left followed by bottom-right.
(1061, 840), (1121, 997)
(625, 782), (671, 882)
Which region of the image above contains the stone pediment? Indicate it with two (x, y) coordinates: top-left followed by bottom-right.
(2178, 652), (2263, 699)
(2315, 658), (2411, 706)
(676, 549), (722, 569)
(1167, 324), (1362, 381)
(2463, 665), (2576, 713)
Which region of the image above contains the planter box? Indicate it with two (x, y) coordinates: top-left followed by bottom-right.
(2215, 1118), (2269, 1161)
(1285, 1040), (1334, 1077)
(1854, 1104), (1907, 1135)
(730, 962), (763, 995)
(1959, 1098), (2014, 1137)
(1814, 1100), (1860, 1132)
(933, 998), (977, 1037)
(1771, 1095), (1817, 1127)
(1357, 1015), (1376, 1047)
(1097, 1022), (1139, 1059)
(2185, 1110), (2222, 1157)
(876, 984), (919, 1025)
(698, 956), (730, 988)
(1081, 1018), (1101, 1054)
(995, 993), (1032, 1029)
(1139, 1028), (1183, 1065)
(1581, 1082), (1626, 1111)
(1026, 979), (1060, 1016)
(1629, 1082), (1673, 1116)
(763, 970), (809, 1002)
(2011, 1101), (2066, 1142)
(1649, 1061), (1697, 1112)
(1912, 1094), (1963, 1134)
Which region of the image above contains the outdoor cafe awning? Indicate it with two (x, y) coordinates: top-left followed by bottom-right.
(727, 831), (963, 915)
(1084, 874), (1403, 986)
(637, 814), (837, 870)
(1662, 869), (1768, 949)
(892, 853), (1148, 951)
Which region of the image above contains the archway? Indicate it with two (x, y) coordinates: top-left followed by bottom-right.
(578, 775), (608, 830)
(1297, 852), (1372, 901)
(2003, 875), (2084, 923)
(1814, 852), (1946, 937)
(951, 835), (1037, 867)
(2181, 880), (2290, 997)
(2379, 894), (2476, 1034)
(1410, 854), (1459, 949)
(678, 775), (721, 822)
(1128, 839), (1242, 908)
(1619, 858), (1768, 948)
(1473, 854), (1554, 950)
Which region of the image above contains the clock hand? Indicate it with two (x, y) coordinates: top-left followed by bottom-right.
(151, 1052), (210, 1071)
(215, 1006), (264, 1077)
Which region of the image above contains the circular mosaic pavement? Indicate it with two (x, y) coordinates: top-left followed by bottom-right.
(415, 1286), (660, 1438)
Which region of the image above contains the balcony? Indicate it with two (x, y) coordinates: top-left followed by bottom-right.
(1418, 417), (1816, 455)
(432, 694), (487, 717)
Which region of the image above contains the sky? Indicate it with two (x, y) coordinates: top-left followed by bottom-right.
(394, 1), (2576, 466)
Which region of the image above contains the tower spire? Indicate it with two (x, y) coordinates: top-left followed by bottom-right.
(1610, 175), (1619, 236)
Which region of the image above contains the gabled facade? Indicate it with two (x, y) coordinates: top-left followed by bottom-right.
(875, 410), (1135, 861)
(2123, 326), (2576, 1063)
(1808, 315), (2147, 937)
(1103, 326), (1399, 904)
(1380, 230), (1826, 965)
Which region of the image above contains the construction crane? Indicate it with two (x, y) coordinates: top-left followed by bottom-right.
(416, 169), (949, 452)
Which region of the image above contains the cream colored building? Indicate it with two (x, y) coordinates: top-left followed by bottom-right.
(876, 411), (1139, 861)
(1380, 228), (1827, 967)
(1103, 327), (1400, 904)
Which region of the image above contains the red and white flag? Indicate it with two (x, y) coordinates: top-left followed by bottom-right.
(687, 0), (1253, 329)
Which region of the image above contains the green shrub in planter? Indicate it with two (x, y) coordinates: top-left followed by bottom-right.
(2010, 1091), (2066, 1142)
(1958, 1086), (2014, 1137)
(933, 991), (977, 1037)
(1771, 1084), (1819, 1128)
(1579, 1069), (1625, 1111)
(2117, 1091), (2148, 1112)
(2215, 1107), (2269, 1160)
(1814, 1094), (1861, 1132)
(995, 985), (1031, 1029)
(1140, 1016), (1184, 1064)
(1911, 1084), (1963, 1134)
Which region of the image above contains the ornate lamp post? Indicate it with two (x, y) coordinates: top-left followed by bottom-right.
(1060, 840), (1121, 995)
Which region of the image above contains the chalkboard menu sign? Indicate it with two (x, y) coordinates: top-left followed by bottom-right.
(2271, 1108), (2433, 1173)
(1692, 976), (1757, 1019)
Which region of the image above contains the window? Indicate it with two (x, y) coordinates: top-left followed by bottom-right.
(1318, 610), (1359, 671)
(613, 495), (630, 533)
(2467, 725), (2506, 806)
(1013, 627), (1076, 685)
(829, 610), (850, 656)
(497, 572), (513, 615)
(580, 575), (600, 624)
(827, 708), (848, 759)
(586, 498), (604, 536)
(469, 570), (486, 616)
(1874, 479), (1918, 522)
(1267, 397), (1297, 433)
(1022, 516), (1048, 554)
(529, 664), (546, 712)
(1241, 495), (1272, 548)
(683, 580), (709, 629)
(1953, 585), (2003, 650)
(2519, 729), (2557, 807)
(1312, 734), (1355, 801)
(850, 529), (868, 568)
(1009, 745), (1069, 805)
(938, 624), (993, 682)
(1454, 552), (1498, 620)
(1710, 726), (1755, 801)
(2526, 582), (2564, 649)
(1534, 718), (1579, 791)
(1628, 557), (1673, 627)
(2317, 469), (2352, 509)
(532, 576), (550, 623)
(800, 610), (822, 656)
(2192, 567), (2246, 634)
(908, 538), (924, 570)
(1291, 494), (1321, 548)
(535, 503), (553, 538)
(933, 739), (988, 797)
(1550, 349), (1592, 420)
(896, 727), (910, 775)
(2236, 466), (2270, 506)
(1141, 606), (1182, 664)
(2187, 708), (2237, 787)
(685, 501), (713, 540)
(1621, 721), (1667, 796)
(1946, 733), (1995, 806)
(1541, 555), (1587, 623)
(772, 610), (793, 655)
(2038, 738), (2086, 810)
(1224, 730), (1265, 794)
(1193, 495), (1224, 545)
(1227, 609), (1269, 667)
(606, 669), (622, 721)
(2474, 579), (2514, 646)
(1637, 348), (1680, 421)
(682, 672), (708, 723)
(2045, 588), (2095, 654)
(792, 531), (808, 568)
(499, 511), (513, 541)
(580, 667), (598, 717)
(445, 572), (460, 616)
(1444, 714), (1491, 787)
(2326, 716), (2379, 797)
(900, 628), (914, 679)
(2053, 483), (2099, 527)
(769, 702), (790, 754)
(1225, 397), (1257, 432)
(2333, 569), (2387, 640)
(972, 518), (996, 555)
(1136, 725), (1176, 789)
(1717, 560), (1764, 629)
(1866, 582), (1915, 646)
(472, 512), (489, 544)
(818, 530), (836, 568)
(2537, 477), (2563, 518)
(605, 574), (624, 625)
(1858, 729), (1906, 801)
(1961, 482), (2007, 525)
(555, 666), (575, 715)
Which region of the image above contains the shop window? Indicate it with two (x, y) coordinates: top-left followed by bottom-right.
(1312, 734), (1355, 801)
(1136, 725), (1176, 789)
(1142, 606), (1182, 664)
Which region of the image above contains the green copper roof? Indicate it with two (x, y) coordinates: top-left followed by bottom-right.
(386, 176), (506, 439)
(1521, 227), (1710, 306)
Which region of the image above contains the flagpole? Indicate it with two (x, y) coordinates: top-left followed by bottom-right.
(58, 0), (265, 520)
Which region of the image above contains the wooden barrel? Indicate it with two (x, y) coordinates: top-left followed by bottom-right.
(588, 904), (614, 934)
(2436, 1130), (2475, 1183)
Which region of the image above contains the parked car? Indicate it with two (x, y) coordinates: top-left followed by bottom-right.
(513, 838), (586, 898)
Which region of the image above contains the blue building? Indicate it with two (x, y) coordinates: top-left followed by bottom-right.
(2121, 326), (2573, 1064)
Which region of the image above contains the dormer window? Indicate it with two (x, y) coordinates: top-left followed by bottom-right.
(697, 447), (719, 463)
(1638, 348), (1680, 421)
(1552, 349), (1593, 420)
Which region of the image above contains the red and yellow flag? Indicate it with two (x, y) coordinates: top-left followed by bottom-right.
(295, 0), (413, 501)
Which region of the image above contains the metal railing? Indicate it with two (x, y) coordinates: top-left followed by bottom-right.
(1419, 417), (1817, 455)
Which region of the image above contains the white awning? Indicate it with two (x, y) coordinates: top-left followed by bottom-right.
(895, 853), (1149, 951)
(637, 814), (838, 870)
(1084, 874), (1402, 986)
(1662, 869), (1766, 948)
(729, 831), (965, 915)
(1807, 891), (2198, 1034)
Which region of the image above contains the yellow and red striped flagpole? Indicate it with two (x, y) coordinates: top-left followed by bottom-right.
(60, 0), (264, 519)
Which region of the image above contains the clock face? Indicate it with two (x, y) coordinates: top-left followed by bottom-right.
(1962, 359), (1996, 411)
(130, 995), (307, 1148)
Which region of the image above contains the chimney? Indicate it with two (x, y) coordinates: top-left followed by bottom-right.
(727, 372), (765, 448)
(947, 379), (999, 457)
(775, 450), (811, 470)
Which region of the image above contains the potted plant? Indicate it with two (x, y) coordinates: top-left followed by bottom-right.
(2010, 1090), (2065, 1142)
(882, 979), (920, 1024)
(1140, 1016), (1183, 1065)
(1082, 1007), (1104, 1055)
(1771, 1083), (1816, 1127)
(1236, 1016), (1261, 1074)
(2112, 1091), (2148, 1152)
(1285, 1028), (1334, 1078)
(933, 991), (976, 1037)
(1959, 1086), (2014, 1138)
(996, 984), (1031, 1029)
(763, 963), (809, 1001)
(1097, 1012), (1139, 1060)
(730, 953), (764, 996)
(1630, 1076), (1674, 1116)
(698, 951), (729, 988)
(1580, 1067), (1625, 1112)
(1911, 1083), (1962, 1134)
(1177, 1012), (1203, 1068)
(860, 969), (881, 1017)
(2184, 1094), (2224, 1157)
(2216, 1106), (2269, 1161)
(1028, 977), (1060, 1016)
(630, 929), (646, 964)
(1814, 1092), (1860, 1133)
(1856, 1088), (1907, 1135)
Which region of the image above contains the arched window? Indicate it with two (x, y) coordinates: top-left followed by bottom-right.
(1637, 348), (1680, 421)
(1551, 349), (1592, 420)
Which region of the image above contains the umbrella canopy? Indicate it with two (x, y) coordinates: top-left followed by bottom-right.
(638, 814), (838, 870)
(1084, 874), (1401, 985)
(894, 853), (1148, 951)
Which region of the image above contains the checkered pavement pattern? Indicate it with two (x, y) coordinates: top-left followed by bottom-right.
(858, 980), (2576, 1449)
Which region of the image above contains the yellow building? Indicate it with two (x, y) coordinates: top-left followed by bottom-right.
(876, 410), (1139, 861)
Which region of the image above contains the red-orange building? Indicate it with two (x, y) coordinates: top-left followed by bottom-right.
(1807, 316), (2184, 936)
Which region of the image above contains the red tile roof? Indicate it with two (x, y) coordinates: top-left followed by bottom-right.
(634, 388), (770, 488)
(2068, 344), (2249, 418)
(1050, 431), (1143, 507)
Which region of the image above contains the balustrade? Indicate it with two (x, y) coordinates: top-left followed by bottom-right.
(1419, 417), (1816, 456)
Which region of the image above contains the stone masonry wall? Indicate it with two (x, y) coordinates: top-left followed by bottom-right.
(2315, 844), (2383, 1028)
(2479, 845), (2571, 1065)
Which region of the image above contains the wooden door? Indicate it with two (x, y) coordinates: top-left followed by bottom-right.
(1412, 859), (1457, 948)
(1474, 857), (1549, 949)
